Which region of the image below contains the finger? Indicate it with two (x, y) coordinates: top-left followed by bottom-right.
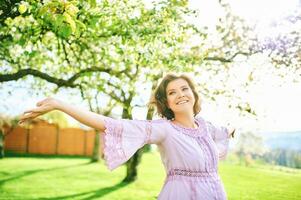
(18, 118), (33, 125)
(24, 107), (43, 114)
(24, 109), (35, 114)
(18, 120), (26, 125)
(20, 112), (39, 121)
(231, 129), (236, 138)
(20, 114), (32, 121)
(36, 100), (45, 107)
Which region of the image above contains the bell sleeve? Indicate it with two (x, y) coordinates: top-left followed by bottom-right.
(206, 121), (230, 160)
(101, 117), (167, 171)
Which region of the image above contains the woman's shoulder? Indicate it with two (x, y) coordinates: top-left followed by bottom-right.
(150, 118), (169, 124)
(150, 118), (171, 133)
(195, 115), (214, 127)
(195, 115), (206, 123)
(126, 118), (169, 125)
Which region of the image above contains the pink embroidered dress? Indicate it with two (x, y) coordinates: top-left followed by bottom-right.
(102, 115), (230, 200)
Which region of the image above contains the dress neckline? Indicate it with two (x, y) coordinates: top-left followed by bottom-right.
(169, 119), (200, 130)
(168, 117), (206, 138)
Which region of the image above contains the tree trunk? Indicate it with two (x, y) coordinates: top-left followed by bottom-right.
(83, 92), (102, 163)
(143, 104), (155, 153)
(91, 130), (100, 162)
(122, 106), (141, 183)
(0, 131), (4, 158)
(122, 90), (156, 182)
(143, 80), (157, 153)
(123, 148), (144, 182)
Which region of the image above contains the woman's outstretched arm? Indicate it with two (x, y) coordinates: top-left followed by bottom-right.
(19, 97), (106, 132)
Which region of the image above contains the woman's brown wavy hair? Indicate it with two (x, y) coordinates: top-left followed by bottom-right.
(149, 73), (201, 120)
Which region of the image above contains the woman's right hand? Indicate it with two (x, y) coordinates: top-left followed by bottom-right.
(19, 97), (60, 125)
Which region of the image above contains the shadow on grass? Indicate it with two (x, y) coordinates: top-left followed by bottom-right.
(39, 181), (130, 200)
(0, 161), (92, 189)
(1, 154), (133, 199)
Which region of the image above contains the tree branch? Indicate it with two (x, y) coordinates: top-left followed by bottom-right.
(106, 81), (125, 102)
(0, 67), (116, 87)
(61, 39), (72, 66)
(204, 51), (257, 63)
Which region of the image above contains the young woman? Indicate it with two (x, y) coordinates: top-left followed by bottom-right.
(19, 73), (235, 200)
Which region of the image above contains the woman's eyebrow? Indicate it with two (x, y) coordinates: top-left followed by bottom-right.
(167, 85), (188, 92)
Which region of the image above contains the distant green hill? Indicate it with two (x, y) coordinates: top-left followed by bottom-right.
(263, 131), (301, 150)
(0, 152), (300, 199)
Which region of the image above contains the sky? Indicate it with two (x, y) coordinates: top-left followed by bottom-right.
(1, 0), (301, 132)
(187, 0), (301, 132)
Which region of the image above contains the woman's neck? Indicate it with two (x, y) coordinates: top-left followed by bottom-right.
(173, 113), (197, 128)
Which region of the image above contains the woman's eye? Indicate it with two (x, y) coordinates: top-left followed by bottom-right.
(169, 92), (175, 95)
(182, 87), (188, 91)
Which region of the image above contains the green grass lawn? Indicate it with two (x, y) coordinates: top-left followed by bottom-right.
(0, 152), (301, 200)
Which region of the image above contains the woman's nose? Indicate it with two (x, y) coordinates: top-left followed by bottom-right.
(177, 91), (185, 98)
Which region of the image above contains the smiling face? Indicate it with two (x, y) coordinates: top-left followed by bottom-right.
(151, 73), (201, 120)
(166, 78), (196, 116)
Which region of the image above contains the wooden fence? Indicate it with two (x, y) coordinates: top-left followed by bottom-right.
(4, 120), (102, 156)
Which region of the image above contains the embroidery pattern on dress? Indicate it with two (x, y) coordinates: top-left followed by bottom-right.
(201, 137), (218, 170)
(103, 118), (126, 170)
(169, 118), (206, 138)
(167, 168), (218, 177)
(189, 180), (197, 200)
(144, 120), (152, 144)
(196, 137), (212, 171)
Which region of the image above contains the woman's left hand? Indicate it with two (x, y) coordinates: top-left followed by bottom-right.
(227, 127), (236, 138)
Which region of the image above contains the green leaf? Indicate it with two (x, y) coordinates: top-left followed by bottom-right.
(29, 51), (38, 58)
(65, 4), (79, 17)
(58, 25), (72, 38)
(75, 20), (86, 30)
(18, 4), (27, 14)
(63, 12), (76, 33)
(53, 14), (64, 30)
(74, 20), (86, 38)
(89, 0), (97, 8)
(18, 37), (27, 46)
